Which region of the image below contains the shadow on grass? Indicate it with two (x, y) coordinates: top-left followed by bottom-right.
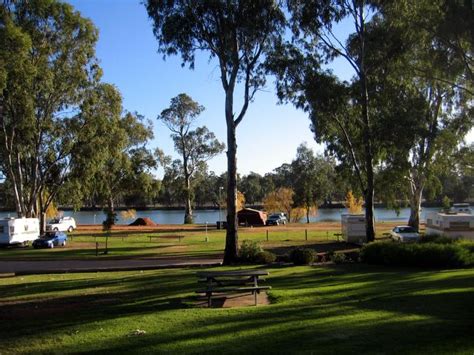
(267, 242), (360, 255)
(0, 264), (473, 354)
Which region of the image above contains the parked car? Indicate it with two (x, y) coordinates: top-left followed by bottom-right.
(46, 216), (76, 232)
(266, 213), (288, 226)
(390, 226), (420, 242)
(32, 231), (67, 249)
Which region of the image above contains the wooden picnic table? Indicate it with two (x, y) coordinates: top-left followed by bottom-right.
(196, 270), (271, 307)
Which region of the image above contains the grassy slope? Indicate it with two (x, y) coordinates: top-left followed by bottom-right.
(0, 264), (473, 354)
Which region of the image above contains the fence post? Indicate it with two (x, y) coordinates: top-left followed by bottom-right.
(305, 229), (308, 241)
(266, 230), (269, 241)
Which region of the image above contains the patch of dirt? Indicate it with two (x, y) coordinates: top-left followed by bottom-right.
(194, 292), (270, 308)
(129, 217), (158, 226)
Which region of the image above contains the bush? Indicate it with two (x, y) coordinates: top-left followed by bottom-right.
(238, 240), (263, 263)
(419, 234), (455, 244)
(330, 252), (348, 264)
(275, 254), (291, 263)
(360, 241), (474, 268)
(255, 251), (277, 264)
(290, 247), (316, 265)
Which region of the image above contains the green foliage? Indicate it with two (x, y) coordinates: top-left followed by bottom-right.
(330, 252), (348, 264)
(238, 240), (263, 263)
(290, 247), (316, 265)
(0, 0), (101, 221)
(255, 251), (277, 264)
(291, 143), (335, 222)
(360, 241), (474, 268)
(102, 211), (117, 231)
(158, 93), (224, 223)
(442, 196), (452, 210)
(420, 234), (456, 244)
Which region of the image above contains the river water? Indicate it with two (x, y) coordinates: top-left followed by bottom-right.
(0, 207), (441, 225)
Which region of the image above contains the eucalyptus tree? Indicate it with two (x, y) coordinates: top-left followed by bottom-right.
(268, 0), (386, 241)
(83, 85), (155, 217)
(240, 172), (266, 205)
(291, 143), (335, 223)
(159, 93), (224, 223)
(376, 1), (474, 230)
(146, 0), (285, 263)
(0, 0), (100, 230)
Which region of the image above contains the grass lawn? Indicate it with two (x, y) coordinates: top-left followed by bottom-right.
(0, 264), (473, 354)
(0, 222), (400, 260)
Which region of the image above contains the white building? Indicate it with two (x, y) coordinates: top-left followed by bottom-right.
(341, 214), (367, 244)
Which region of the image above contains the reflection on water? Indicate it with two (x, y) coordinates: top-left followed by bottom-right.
(0, 207), (441, 225)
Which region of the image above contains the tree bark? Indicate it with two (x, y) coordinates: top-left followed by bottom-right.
(183, 158), (193, 224)
(408, 177), (424, 231)
(223, 92), (239, 265)
(358, 3), (375, 243)
(184, 176), (193, 224)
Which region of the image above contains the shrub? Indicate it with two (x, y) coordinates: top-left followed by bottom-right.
(255, 251), (277, 264)
(419, 234), (455, 244)
(290, 247), (316, 265)
(360, 241), (474, 268)
(238, 240), (263, 263)
(330, 252), (348, 264)
(275, 254), (291, 263)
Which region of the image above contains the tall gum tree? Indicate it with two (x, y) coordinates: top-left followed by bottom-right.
(378, 0), (474, 230)
(268, 0), (381, 241)
(146, 0), (285, 263)
(0, 0), (100, 231)
(158, 93), (224, 224)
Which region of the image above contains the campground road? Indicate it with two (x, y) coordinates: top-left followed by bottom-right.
(0, 256), (223, 275)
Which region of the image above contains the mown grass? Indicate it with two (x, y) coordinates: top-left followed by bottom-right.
(0, 226), (347, 260)
(0, 264), (473, 354)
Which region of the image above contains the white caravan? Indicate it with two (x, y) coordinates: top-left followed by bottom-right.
(0, 217), (40, 245)
(341, 214), (367, 244)
(426, 212), (474, 240)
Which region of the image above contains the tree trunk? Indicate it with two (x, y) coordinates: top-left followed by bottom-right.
(408, 179), (423, 232)
(361, 72), (376, 242)
(223, 95), (239, 265)
(38, 192), (46, 234)
(306, 206), (310, 224)
(184, 175), (193, 224)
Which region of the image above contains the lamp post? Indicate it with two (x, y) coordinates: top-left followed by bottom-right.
(218, 186), (223, 223)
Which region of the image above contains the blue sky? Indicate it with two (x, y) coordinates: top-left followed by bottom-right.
(66, 0), (472, 179)
(67, 0), (347, 178)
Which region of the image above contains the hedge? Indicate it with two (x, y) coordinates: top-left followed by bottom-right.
(360, 241), (474, 268)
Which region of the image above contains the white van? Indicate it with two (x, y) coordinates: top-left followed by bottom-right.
(46, 216), (76, 232)
(0, 217), (40, 245)
(452, 203), (471, 214)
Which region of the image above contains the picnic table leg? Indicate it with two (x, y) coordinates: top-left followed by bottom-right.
(207, 277), (213, 308)
(207, 291), (212, 308)
(253, 276), (258, 306)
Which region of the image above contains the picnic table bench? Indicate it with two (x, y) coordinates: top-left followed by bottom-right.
(196, 270), (271, 307)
